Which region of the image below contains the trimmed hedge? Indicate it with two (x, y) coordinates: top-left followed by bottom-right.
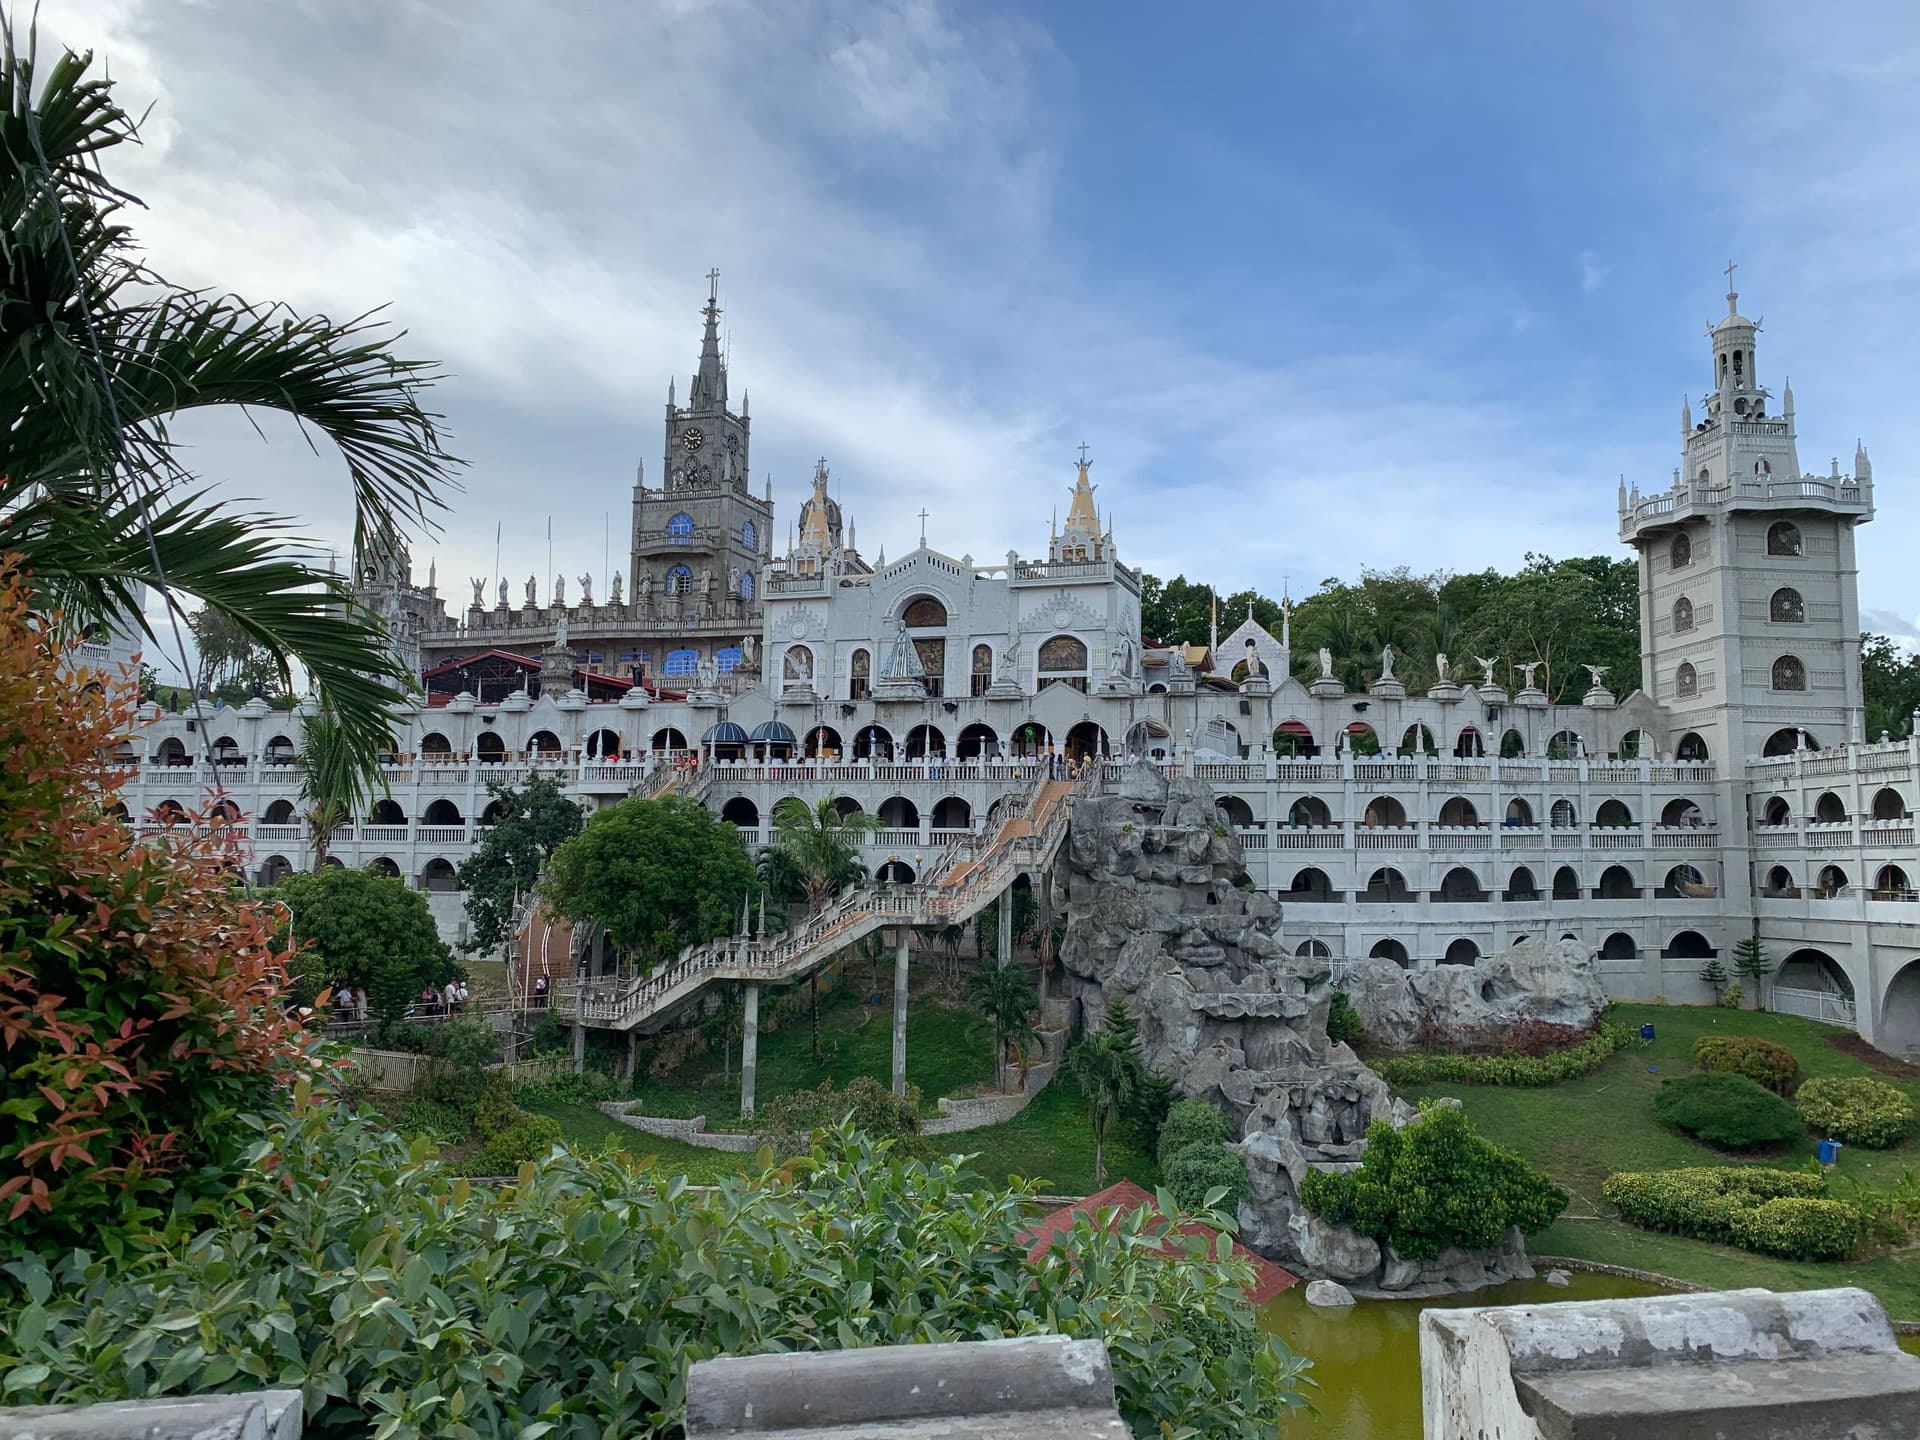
(1691, 1034), (1800, 1095)
(1165, 1141), (1250, 1216)
(1376, 1024), (1627, 1087)
(1652, 1072), (1802, 1151)
(1158, 1098), (1230, 1169)
(1796, 1075), (1917, 1148)
(1602, 1165), (1859, 1260)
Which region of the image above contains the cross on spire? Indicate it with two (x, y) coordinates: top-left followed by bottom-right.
(706, 267), (720, 304)
(1723, 259), (1738, 290)
(1077, 440), (1090, 465)
(917, 508), (930, 547)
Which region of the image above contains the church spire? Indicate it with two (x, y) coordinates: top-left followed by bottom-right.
(691, 268), (726, 409)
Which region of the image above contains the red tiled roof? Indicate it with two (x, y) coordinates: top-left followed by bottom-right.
(1020, 1179), (1297, 1304)
(421, 648), (542, 679)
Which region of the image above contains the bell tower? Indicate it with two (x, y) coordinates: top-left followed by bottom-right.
(1621, 268), (1873, 764)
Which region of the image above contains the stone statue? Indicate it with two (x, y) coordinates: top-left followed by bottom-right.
(1519, 661), (1542, 690)
(696, 654), (718, 689)
(610, 571), (623, 606)
(578, 572), (593, 606)
(1379, 644), (1395, 680)
(699, 567), (714, 597)
(470, 577), (485, 608)
(524, 574), (536, 608)
(1584, 664), (1610, 690)
(555, 613), (569, 648)
(553, 574), (566, 607)
(1111, 636), (1132, 678)
(728, 565), (741, 595)
(1435, 652), (1451, 683)
(741, 634), (756, 666)
(638, 572), (653, 605)
(1241, 637), (1262, 677)
(1476, 655), (1498, 686)
(1317, 646), (1333, 679)
(498, 577), (509, 607)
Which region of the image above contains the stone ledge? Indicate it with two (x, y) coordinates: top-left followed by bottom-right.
(0, 1390), (302, 1440)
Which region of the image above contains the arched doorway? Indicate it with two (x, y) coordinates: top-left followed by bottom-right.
(878, 796), (920, 829)
(1216, 795), (1255, 829)
(1438, 867), (1486, 902)
(423, 799), (463, 827)
(853, 724), (894, 761)
(1443, 938), (1480, 967)
(1064, 720), (1108, 762)
(1594, 798), (1634, 828)
(833, 797), (865, 819)
(1368, 938), (1411, 968)
(876, 859), (917, 885)
(1346, 723), (1381, 757)
(956, 722), (999, 760)
(1882, 961), (1920, 1057)
(1815, 864), (1850, 898)
(1873, 788), (1910, 821)
(368, 798), (405, 826)
(419, 858), (458, 892)
(528, 730), (563, 758)
(1660, 797), (1705, 827)
(1875, 865), (1913, 899)
(1762, 727), (1813, 757)
(1288, 868), (1334, 902)
(1126, 719), (1171, 760)
(1362, 795), (1407, 828)
(259, 854), (294, 885)
(477, 732), (507, 764)
(1453, 727), (1484, 758)
(1436, 796), (1479, 827)
(905, 724), (947, 760)
(1274, 720), (1316, 756)
(1503, 866), (1540, 901)
(1287, 795), (1332, 828)
(1661, 864), (1708, 898)
(1398, 724), (1438, 756)
(585, 728), (621, 759)
(368, 856), (400, 878)
(262, 798), (296, 824)
(1552, 865), (1580, 900)
(1010, 722), (1051, 759)
(1504, 797), (1535, 827)
(1814, 791), (1848, 823)
(1596, 865), (1638, 899)
(650, 727), (688, 752)
(1499, 729), (1526, 759)
(803, 723), (844, 759)
(720, 797), (760, 829)
(1676, 732), (1710, 762)
(1663, 929), (1714, 960)
(1361, 868), (1410, 903)
(421, 731), (453, 758)
(931, 796), (972, 830)
(1599, 932), (1637, 961)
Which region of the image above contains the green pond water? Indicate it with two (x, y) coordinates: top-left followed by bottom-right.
(1258, 1271), (1669, 1439)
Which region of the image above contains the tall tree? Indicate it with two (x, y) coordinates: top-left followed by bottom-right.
(1060, 1027), (1141, 1189)
(271, 867), (453, 1025)
(768, 796), (881, 1059)
(1861, 633), (1920, 740)
(293, 708), (376, 873)
(543, 795), (755, 973)
(0, 26), (459, 778)
(455, 775), (584, 954)
(965, 961), (1039, 1085)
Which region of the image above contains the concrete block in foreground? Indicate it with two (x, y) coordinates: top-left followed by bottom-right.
(1421, 1286), (1920, 1440)
(0, 1390), (302, 1440)
(686, 1334), (1126, 1439)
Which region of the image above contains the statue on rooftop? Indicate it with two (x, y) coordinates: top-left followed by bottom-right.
(555, 613), (569, 648)
(610, 570), (623, 606)
(470, 577), (485, 608)
(553, 574), (566, 607)
(525, 574), (536, 608)
(1435, 652), (1451, 683)
(1476, 655), (1498, 686)
(498, 577), (509, 607)
(1584, 664), (1610, 690)
(1379, 644), (1396, 680)
(1519, 661), (1542, 690)
(1317, 646), (1333, 679)
(578, 572), (594, 606)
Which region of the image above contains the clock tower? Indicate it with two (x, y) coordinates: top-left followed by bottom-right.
(628, 272), (773, 669)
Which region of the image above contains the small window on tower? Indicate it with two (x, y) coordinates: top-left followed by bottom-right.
(1770, 588), (1805, 623)
(1772, 655), (1807, 692)
(1675, 663), (1697, 698)
(742, 520), (757, 551)
(1768, 521), (1802, 556)
(1669, 533), (1691, 569)
(1672, 597), (1694, 633)
(668, 513), (694, 542)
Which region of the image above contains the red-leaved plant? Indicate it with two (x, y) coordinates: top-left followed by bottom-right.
(0, 560), (316, 1257)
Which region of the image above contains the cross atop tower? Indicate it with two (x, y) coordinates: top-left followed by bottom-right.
(917, 508), (930, 547)
(1077, 440), (1090, 466)
(707, 268), (721, 304)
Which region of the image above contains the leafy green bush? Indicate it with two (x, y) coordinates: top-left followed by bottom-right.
(0, 1093), (1311, 1439)
(1796, 1075), (1918, 1148)
(392, 1098), (470, 1145)
(1602, 1166), (1861, 1261)
(1718, 983), (1744, 1009)
(1326, 991), (1365, 1047)
(470, 1114), (563, 1175)
(1164, 1141), (1249, 1216)
(1299, 1103), (1567, 1261)
(1601, 1166), (1826, 1245)
(472, 1089), (529, 1140)
(1376, 1024), (1626, 1087)
(1157, 1097), (1229, 1169)
(1691, 1035), (1800, 1095)
(1652, 1072), (1802, 1151)
(761, 1076), (929, 1161)
(1733, 1196), (1864, 1261)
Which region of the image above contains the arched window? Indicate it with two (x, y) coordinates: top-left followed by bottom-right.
(1368, 938), (1411, 968)
(1771, 655), (1806, 692)
(714, 647), (744, 673)
(902, 596), (948, 627)
(849, 647), (871, 701)
(1762, 796), (1790, 825)
(1770, 587), (1804, 623)
(1816, 865), (1849, 898)
(739, 571), (755, 600)
(1443, 938), (1481, 967)
(1552, 866), (1580, 900)
(1676, 732), (1710, 762)
(1436, 796), (1479, 827)
(666, 564), (693, 595)
(1547, 729), (1583, 760)
(1438, 868), (1485, 902)
(783, 646), (815, 685)
(1288, 796), (1332, 828)
(667, 512), (694, 541)
(1288, 868), (1334, 902)
(1596, 865), (1639, 900)
(1037, 635), (1088, 690)
(1295, 938), (1333, 958)
(1550, 798), (1577, 829)
(1675, 662), (1697, 698)
(1504, 797), (1534, 826)
(1765, 866), (1795, 896)
(741, 520), (757, 551)
(1876, 865), (1912, 898)
(1669, 533), (1691, 569)
(1362, 796), (1407, 828)
(1671, 597), (1694, 633)
(1813, 791), (1847, 823)
(1873, 788), (1909, 821)
(1767, 521), (1802, 556)
(1361, 868), (1410, 902)
(1754, 458), (1771, 476)
(971, 643), (993, 696)
(1505, 866), (1540, 900)
(1500, 729), (1526, 759)
(1600, 932), (1637, 961)
(1594, 798), (1634, 828)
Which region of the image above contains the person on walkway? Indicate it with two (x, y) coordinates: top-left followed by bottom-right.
(533, 973), (549, 1008)
(354, 986), (369, 1024)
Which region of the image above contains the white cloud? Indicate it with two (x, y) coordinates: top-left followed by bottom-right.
(1578, 250), (1608, 295)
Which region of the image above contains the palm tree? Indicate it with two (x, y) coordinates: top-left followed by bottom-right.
(965, 961), (1039, 1089)
(0, 26), (458, 778)
(294, 708), (378, 872)
(769, 796), (881, 1059)
(1060, 1028), (1141, 1189)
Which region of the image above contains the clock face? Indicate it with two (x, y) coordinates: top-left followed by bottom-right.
(682, 427), (706, 453)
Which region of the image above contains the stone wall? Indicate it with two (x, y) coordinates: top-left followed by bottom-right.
(0, 1389), (302, 1439)
(1421, 1286), (1920, 1439)
(600, 1078), (1045, 1148)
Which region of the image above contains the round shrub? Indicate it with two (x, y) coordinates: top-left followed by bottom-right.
(1796, 1075), (1917, 1148)
(1731, 1196), (1864, 1261)
(470, 1113), (562, 1174)
(1164, 1141), (1249, 1216)
(761, 1076), (929, 1160)
(1691, 1035), (1800, 1095)
(1157, 1097), (1229, 1169)
(1653, 1072), (1802, 1151)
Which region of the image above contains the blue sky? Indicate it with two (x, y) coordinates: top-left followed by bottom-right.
(47, 0), (1920, 643)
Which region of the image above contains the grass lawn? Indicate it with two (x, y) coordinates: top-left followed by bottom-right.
(1399, 1001), (1920, 1318)
(628, 978), (996, 1123)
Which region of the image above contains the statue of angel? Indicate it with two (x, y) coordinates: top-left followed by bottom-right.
(1583, 664), (1610, 690)
(1475, 655), (1498, 686)
(1434, 652), (1451, 683)
(1518, 661), (1542, 690)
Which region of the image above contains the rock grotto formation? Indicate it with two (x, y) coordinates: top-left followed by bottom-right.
(1049, 765), (1532, 1295)
(1339, 936), (1607, 1051)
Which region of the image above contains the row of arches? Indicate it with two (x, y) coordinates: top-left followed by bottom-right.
(717, 795), (974, 830)
(1670, 521), (1802, 571)
(1268, 722), (1671, 762)
(1219, 794), (1707, 829)
(1761, 788), (1909, 825)
(1763, 863), (1914, 900)
(1321, 929), (1716, 970)
(1286, 863), (1712, 903)
(257, 854), (461, 891)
